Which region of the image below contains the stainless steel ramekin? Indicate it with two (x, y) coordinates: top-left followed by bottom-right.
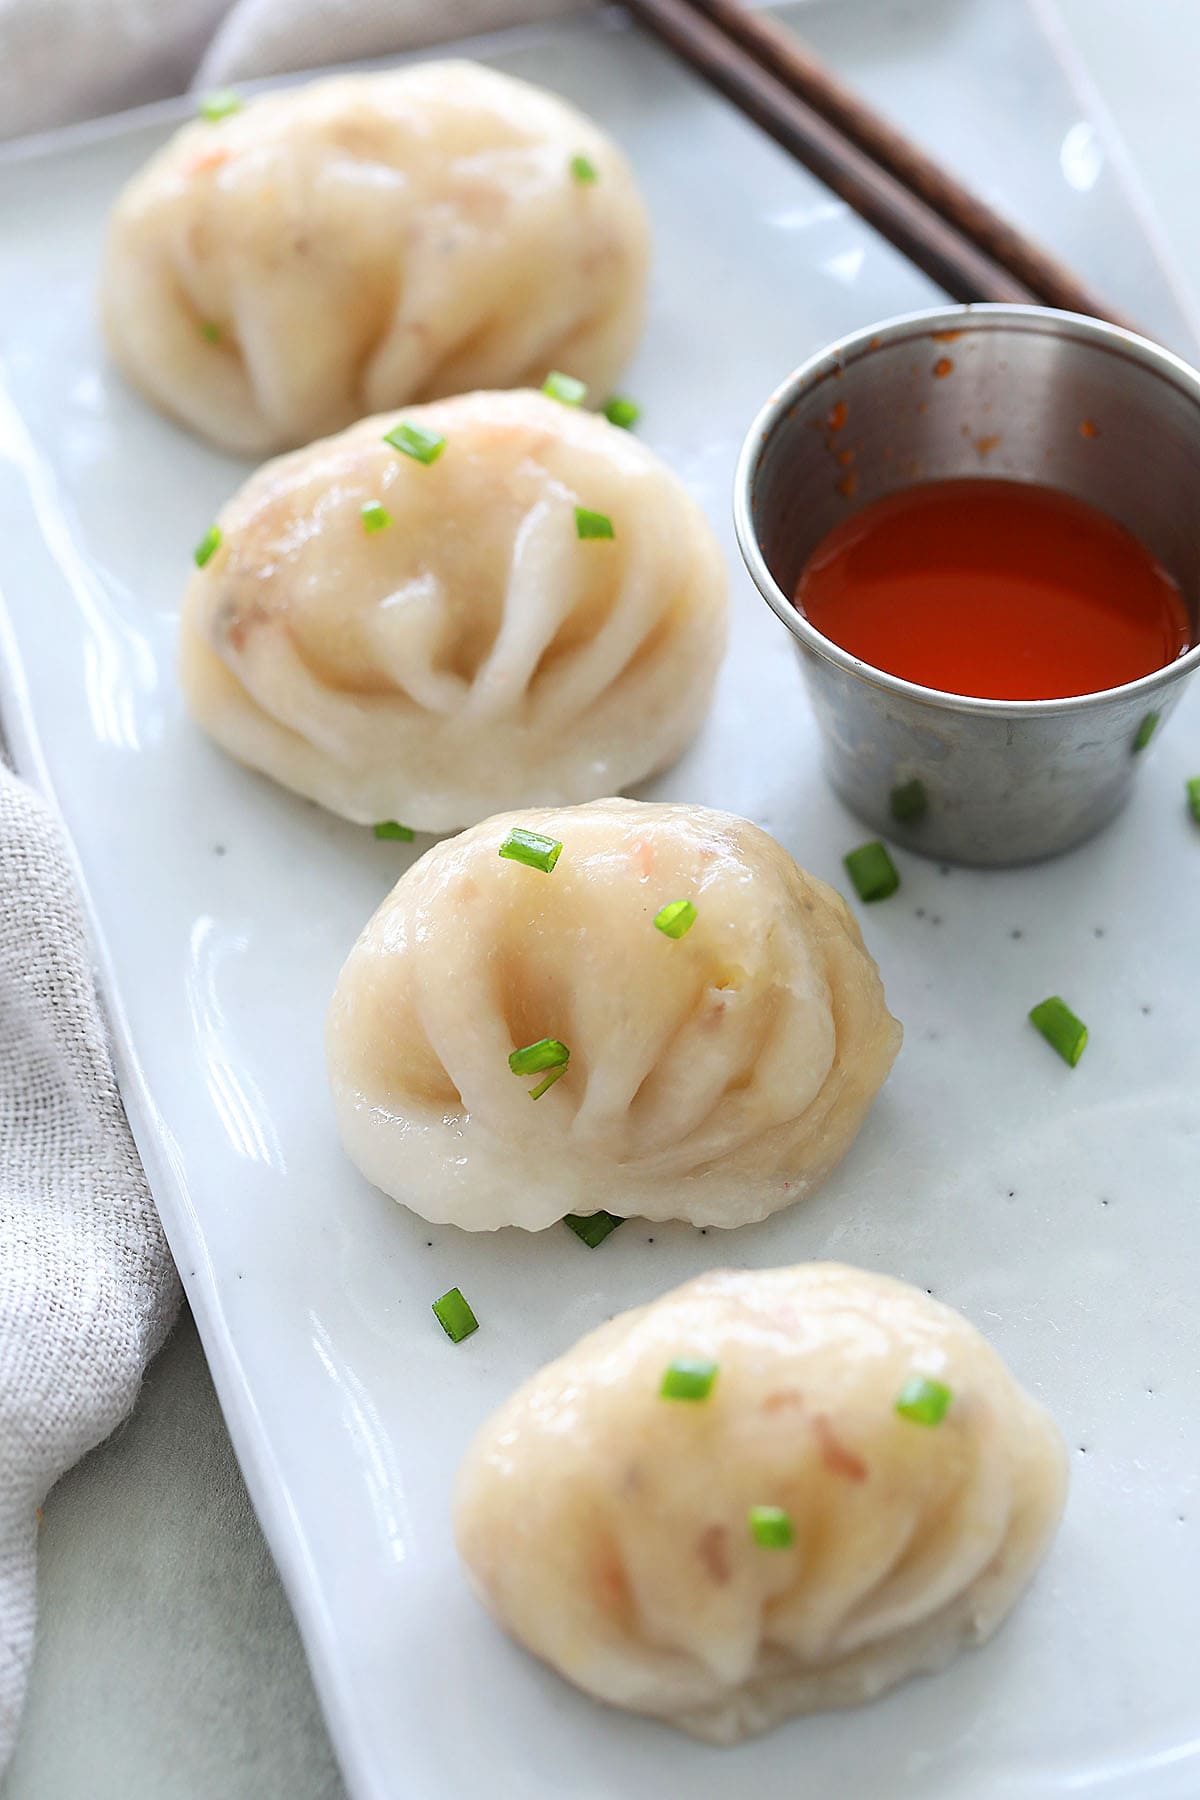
(734, 304), (1200, 865)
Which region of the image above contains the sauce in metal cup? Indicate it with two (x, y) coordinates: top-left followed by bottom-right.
(734, 304), (1200, 866)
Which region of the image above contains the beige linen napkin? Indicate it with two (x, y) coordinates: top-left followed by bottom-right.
(0, 761), (180, 1764)
(0, 0), (584, 141)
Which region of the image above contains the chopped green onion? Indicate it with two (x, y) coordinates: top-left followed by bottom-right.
(748, 1505), (794, 1548)
(383, 421), (446, 465)
(528, 1065), (567, 1101)
(1132, 711), (1160, 752)
(193, 524), (222, 568)
(844, 840), (900, 902)
(199, 320), (222, 344)
(510, 1037), (569, 1098)
(361, 500), (392, 534)
(654, 899), (697, 939)
(569, 153), (598, 185)
(198, 89), (242, 122)
(603, 395), (640, 430)
(1187, 776), (1200, 823)
(889, 778), (928, 824)
(373, 820), (414, 842)
(508, 1038), (570, 1077)
(660, 1357), (718, 1402)
(498, 827), (562, 873)
(1029, 995), (1088, 1067)
(542, 370), (587, 406)
(432, 1286), (478, 1343)
(575, 507), (614, 540)
(895, 1376), (952, 1426)
(563, 1210), (624, 1248)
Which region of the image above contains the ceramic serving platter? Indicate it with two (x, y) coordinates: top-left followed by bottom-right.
(1, 5), (1198, 1796)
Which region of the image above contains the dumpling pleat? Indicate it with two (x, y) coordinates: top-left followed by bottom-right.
(460, 492), (582, 724)
(526, 484), (675, 731)
(629, 951), (836, 1173)
(366, 570), (470, 716)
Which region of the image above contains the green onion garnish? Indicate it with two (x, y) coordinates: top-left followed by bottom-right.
(890, 778), (928, 824)
(1132, 711), (1160, 753)
(844, 840), (900, 902)
(660, 1357), (718, 1402)
(361, 500), (392, 534)
(1029, 995), (1088, 1067)
(603, 395), (640, 430)
(383, 421), (446, 465)
(509, 1038), (569, 1077)
(569, 153), (598, 185)
(654, 899), (697, 939)
(895, 1376), (952, 1426)
(542, 370), (587, 406)
(498, 828), (562, 873)
(432, 1286), (478, 1343)
(748, 1505), (794, 1548)
(575, 507), (614, 540)
(193, 525), (221, 568)
(528, 1065), (567, 1101)
(198, 89), (242, 122)
(373, 821), (414, 841)
(199, 320), (222, 344)
(563, 1210), (624, 1248)
(509, 1036), (569, 1099)
(1187, 776), (1200, 823)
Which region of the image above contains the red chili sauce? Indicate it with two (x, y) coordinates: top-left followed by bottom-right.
(794, 478), (1190, 700)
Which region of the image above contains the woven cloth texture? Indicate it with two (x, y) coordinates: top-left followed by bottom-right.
(0, 761), (181, 1767)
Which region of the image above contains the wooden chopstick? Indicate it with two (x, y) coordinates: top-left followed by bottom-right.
(687, 0), (1128, 322)
(622, 0), (1130, 326)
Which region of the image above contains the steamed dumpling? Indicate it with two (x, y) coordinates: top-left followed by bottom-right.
(325, 800), (901, 1228)
(455, 1263), (1068, 1742)
(101, 62), (650, 455)
(179, 393), (726, 829)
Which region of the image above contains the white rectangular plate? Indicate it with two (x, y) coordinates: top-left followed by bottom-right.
(2, 7), (1199, 1796)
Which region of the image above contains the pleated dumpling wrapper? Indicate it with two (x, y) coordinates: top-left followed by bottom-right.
(180, 393), (726, 830)
(101, 62), (650, 455)
(325, 799), (901, 1228)
(455, 1263), (1068, 1742)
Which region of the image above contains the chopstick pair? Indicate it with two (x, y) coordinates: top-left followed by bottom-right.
(621, 0), (1128, 328)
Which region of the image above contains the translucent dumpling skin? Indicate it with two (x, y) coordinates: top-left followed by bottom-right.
(325, 800), (901, 1228)
(455, 1264), (1068, 1742)
(179, 394), (726, 829)
(101, 63), (650, 455)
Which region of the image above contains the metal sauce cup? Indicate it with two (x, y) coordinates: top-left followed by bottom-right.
(734, 304), (1200, 865)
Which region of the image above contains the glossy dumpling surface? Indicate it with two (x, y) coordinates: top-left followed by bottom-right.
(325, 799), (901, 1227)
(102, 62), (650, 454)
(179, 394), (726, 829)
(455, 1263), (1068, 1742)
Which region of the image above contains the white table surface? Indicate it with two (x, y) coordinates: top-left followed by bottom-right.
(3, 3), (1197, 1796)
